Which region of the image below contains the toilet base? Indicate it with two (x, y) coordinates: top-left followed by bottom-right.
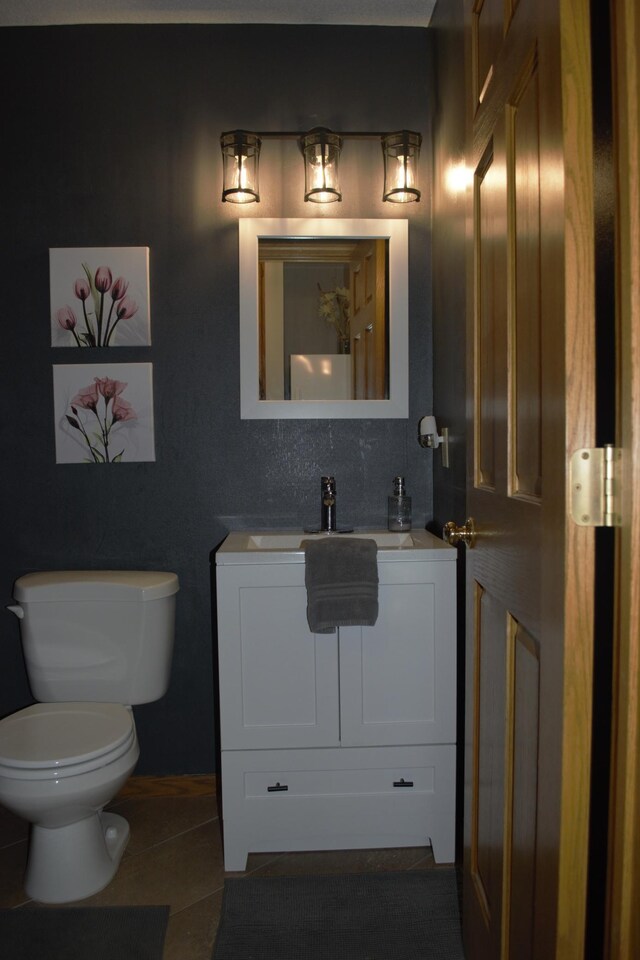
(25, 811), (130, 903)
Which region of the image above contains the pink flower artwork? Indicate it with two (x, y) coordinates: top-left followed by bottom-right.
(71, 381), (99, 411)
(55, 306), (79, 342)
(53, 363), (155, 464)
(67, 376), (137, 462)
(50, 248), (150, 347)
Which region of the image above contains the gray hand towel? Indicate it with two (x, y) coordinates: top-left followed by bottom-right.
(304, 537), (378, 634)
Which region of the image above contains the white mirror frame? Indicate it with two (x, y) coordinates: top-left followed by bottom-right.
(239, 218), (409, 419)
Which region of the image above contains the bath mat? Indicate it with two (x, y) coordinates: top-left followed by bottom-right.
(212, 869), (464, 959)
(0, 904), (170, 960)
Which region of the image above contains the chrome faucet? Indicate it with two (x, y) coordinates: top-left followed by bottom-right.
(320, 476), (337, 532)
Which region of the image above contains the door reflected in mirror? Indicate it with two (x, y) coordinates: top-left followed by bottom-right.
(259, 238), (389, 402)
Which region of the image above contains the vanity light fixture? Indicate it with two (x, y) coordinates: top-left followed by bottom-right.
(220, 130), (261, 203)
(381, 130), (422, 203)
(220, 127), (422, 204)
(300, 128), (342, 203)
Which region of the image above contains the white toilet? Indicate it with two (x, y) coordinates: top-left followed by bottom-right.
(0, 570), (179, 904)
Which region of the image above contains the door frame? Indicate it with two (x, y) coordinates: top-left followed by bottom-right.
(606, 0), (640, 954)
(536, 0), (597, 951)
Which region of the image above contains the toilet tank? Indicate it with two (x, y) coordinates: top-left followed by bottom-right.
(12, 571), (179, 704)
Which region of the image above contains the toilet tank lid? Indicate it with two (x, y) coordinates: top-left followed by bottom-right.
(14, 571), (179, 602)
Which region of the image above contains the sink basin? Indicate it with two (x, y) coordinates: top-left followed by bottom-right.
(216, 529), (456, 564)
(248, 531), (414, 550)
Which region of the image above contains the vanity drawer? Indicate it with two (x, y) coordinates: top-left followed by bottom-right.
(220, 745), (455, 871)
(244, 764), (434, 798)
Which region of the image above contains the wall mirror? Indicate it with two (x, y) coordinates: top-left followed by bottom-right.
(239, 218), (408, 418)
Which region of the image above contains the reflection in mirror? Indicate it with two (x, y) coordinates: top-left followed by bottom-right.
(259, 238), (389, 402)
(239, 219), (408, 419)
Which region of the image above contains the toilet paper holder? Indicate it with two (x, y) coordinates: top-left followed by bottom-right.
(418, 415), (450, 467)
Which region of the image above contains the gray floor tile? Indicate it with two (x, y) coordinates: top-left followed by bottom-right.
(164, 891), (223, 960)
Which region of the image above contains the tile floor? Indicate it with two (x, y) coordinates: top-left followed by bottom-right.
(0, 781), (451, 960)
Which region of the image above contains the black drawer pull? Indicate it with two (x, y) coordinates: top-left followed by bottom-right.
(393, 778), (414, 788)
(267, 781), (289, 793)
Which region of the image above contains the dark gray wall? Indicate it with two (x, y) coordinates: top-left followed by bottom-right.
(430, 0), (467, 858)
(0, 24), (434, 774)
(430, 3), (467, 534)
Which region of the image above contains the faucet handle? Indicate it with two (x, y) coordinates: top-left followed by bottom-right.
(320, 476), (337, 532)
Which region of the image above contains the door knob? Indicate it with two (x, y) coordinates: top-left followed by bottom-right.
(443, 517), (476, 548)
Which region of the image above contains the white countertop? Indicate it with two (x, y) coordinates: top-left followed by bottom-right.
(215, 528), (456, 564)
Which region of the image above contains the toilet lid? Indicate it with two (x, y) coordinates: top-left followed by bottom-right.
(0, 703), (134, 771)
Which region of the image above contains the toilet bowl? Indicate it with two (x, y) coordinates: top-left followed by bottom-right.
(1, 569), (179, 903)
(0, 702), (140, 903)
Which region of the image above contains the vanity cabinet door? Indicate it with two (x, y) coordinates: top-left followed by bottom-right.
(339, 560), (457, 747)
(217, 564), (340, 749)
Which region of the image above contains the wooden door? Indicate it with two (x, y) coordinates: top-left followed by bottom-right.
(463, 0), (596, 957)
(349, 240), (386, 399)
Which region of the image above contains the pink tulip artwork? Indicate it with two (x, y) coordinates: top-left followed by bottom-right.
(50, 247), (150, 347)
(53, 363), (155, 463)
(65, 376), (136, 462)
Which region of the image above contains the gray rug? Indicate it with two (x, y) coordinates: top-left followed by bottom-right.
(212, 869), (464, 959)
(0, 905), (170, 960)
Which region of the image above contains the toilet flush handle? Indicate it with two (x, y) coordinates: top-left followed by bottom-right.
(6, 604), (24, 619)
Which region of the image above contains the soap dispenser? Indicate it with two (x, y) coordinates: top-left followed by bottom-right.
(388, 476), (412, 532)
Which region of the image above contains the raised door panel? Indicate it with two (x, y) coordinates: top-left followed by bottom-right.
(475, 139), (507, 492)
(507, 621), (539, 959)
(472, 0), (506, 108)
(468, 593), (541, 960)
(216, 565), (340, 749)
(339, 561), (457, 747)
(509, 52), (542, 500)
(468, 584), (507, 958)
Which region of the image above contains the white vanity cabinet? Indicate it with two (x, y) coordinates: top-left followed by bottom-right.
(215, 530), (457, 871)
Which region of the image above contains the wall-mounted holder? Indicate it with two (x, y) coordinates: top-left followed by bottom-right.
(418, 415), (450, 468)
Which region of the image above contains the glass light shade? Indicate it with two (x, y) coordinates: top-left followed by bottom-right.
(300, 128), (342, 203)
(382, 131), (422, 202)
(221, 131), (261, 203)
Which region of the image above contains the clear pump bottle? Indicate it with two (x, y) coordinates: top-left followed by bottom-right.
(388, 476), (412, 532)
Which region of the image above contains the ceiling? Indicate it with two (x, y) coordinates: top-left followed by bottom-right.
(0, 1), (438, 28)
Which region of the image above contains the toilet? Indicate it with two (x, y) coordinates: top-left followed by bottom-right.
(0, 570), (179, 904)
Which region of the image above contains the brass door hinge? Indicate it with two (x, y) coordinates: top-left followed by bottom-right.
(570, 445), (622, 527)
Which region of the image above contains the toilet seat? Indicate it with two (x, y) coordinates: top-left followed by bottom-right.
(0, 703), (136, 780)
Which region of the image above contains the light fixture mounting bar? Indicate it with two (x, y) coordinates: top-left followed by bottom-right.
(251, 131), (400, 140)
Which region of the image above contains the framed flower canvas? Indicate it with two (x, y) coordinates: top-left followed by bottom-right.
(53, 363), (156, 463)
(50, 247), (150, 347)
